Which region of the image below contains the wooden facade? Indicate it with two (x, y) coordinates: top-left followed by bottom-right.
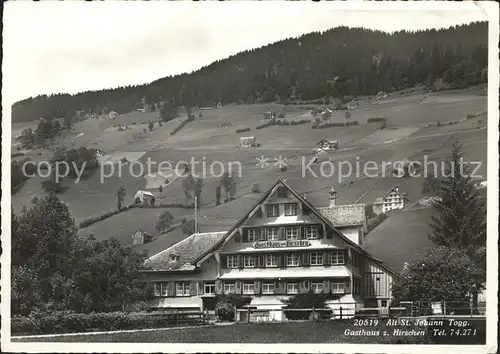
(142, 179), (395, 312)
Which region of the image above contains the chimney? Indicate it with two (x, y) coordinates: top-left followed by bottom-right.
(329, 187), (337, 208)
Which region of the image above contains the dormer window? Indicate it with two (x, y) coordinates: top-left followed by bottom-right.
(284, 203), (298, 216)
(266, 204), (280, 217)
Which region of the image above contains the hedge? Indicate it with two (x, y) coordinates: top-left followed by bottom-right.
(11, 311), (204, 335)
(78, 204), (136, 228)
(367, 117), (387, 123)
(290, 119), (311, 126)
(236, 127), (251, 133)
(157, 203), (195, 209)
(312, 120), (359, 129)
(366, 213), (388, 233)
(170, 115), (195, 136)
(256, 119), (295, 130)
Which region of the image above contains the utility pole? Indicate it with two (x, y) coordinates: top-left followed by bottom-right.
(194, 196), (198, 234)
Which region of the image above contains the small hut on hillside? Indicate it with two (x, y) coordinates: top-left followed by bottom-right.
(134, 190), (156, 206)
(239, 136), (258, 148)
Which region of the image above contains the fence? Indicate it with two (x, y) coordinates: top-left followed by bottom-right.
(235, 304), (360, 323)
(394, 300), (487, 318)
(232, 300), (487, 323)
(149, 309), (209, 325)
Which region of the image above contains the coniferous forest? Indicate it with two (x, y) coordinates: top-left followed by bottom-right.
(12, 22), (487, 123)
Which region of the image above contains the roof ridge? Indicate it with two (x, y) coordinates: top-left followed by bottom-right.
(145, 230), (229, 263)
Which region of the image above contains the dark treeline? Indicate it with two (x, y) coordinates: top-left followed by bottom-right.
(12, 22), (487, 122)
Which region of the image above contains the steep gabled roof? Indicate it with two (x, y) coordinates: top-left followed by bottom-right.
(382, 187), (406, 200)
(143, 231), (227, 272)
(194, 179), (367, 267)
(318, 204), (367, 231)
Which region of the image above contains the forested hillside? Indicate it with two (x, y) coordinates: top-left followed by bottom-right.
(12, 22), (487, 123)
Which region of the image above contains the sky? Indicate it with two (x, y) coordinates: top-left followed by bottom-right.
(2, 1), (490, 106)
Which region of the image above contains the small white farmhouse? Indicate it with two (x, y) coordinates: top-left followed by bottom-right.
(373, 187), (408, 214)
(134, 190), (156, 206)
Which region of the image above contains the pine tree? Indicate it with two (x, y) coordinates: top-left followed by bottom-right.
(428, 136), (486, 309)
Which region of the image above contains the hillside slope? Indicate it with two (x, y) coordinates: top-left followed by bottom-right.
(12, 22), (487, 122)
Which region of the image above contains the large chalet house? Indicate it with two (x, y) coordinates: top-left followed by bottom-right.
(141, 179), (395, 320)
(373, 186), (409, 215)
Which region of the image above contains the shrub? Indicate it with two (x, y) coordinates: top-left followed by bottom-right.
(216, 186), (221, 205)
(282, 292), (337, 321)
(156, 203), (194, 209)
(170, 116), (194, 136)
(367, 213), (388, 233)
(380, 120), (387, 129)
(251, 182), (260, 193)
(290, 119), (311, 126)
(367, 117), (386, 123)
(215, 294), (252, 322)
(78, 205), (135, 228)
(236, 127), (251, 133)
(277, 111), (286, 118)
(314, 121), (359, 129)
(215, 302), (234, 322)
(11, 311), (204, 335)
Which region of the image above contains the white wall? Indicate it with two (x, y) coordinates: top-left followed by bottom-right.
(338, 226), (361, 246)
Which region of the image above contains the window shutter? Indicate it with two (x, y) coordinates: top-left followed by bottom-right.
(261, 254), (267, 268)
(323, 280), (330, 293)
(303, 280), (310, 292)
(260, 228), (266, 241)
(302, 252), (310, 266)
(299, 225), (305, 239)
(298, 280), (305, 293)
(344, 279), (351, 294)
(238, 255), (243, 269)
(215, 280), (223, 294)
(345, 250), (351, 265)
(198, 281), (204, 295)
(254, 280), (261, 295)
(318, 224), (324, 239)
(235, 230), (242, 242)
(221, 256), (227, 268)
(167, 282), (175, 297)
(235, 280), (242, 295)
(323, 251), (331, 266)
(279, 254), (285, 268)
(190, 281), (196, 296)
(274, 281), (285, 294)
(279, 227), (286, 240)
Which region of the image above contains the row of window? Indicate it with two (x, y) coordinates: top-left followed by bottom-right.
(245, 225), (318, 242)
(154, 280), (349, 297)
(224, 282), (345, 295)
(226, 251), (345, 268)
(265, 203), (298, 217)
(154, 282), (196, 297)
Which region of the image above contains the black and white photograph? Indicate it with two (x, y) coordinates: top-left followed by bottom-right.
(1, 1), (498, 353)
